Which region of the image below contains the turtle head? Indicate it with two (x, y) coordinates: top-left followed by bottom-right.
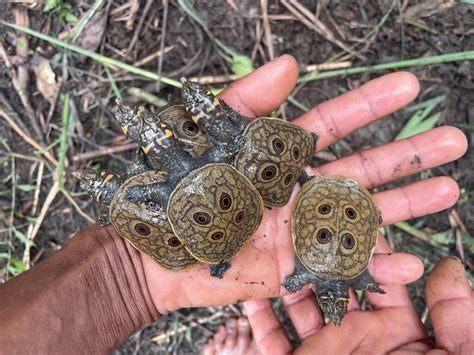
(77, 169), (122, 206)
(316, 290), (349, 327)
(115, 99), (141, 137)
(180, 77), (222, 123)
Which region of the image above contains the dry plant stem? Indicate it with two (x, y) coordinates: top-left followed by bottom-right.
(13, 9), (44, 144)
(303, 61), (352, 72)
(156, 0), (169, 92)
(0, 109), (58, 166)
(152, 312), (224, 343)
(251, 20), (264, 62)
(62, 189), (95, 224)
(126, 0), (139, 29)
(127, 0), (153, 54)
(261, 0), (275, 60)
(132, 45), (174, 67)
(5, 152), (44, 163)
(22, 175), (58, 266)
(72, 142), (137, 161)
(281, 0), (366, 60)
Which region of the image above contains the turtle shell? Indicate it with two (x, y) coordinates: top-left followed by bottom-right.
(109, 170), (198, 270)
(292, 176), (379, 280)
(159, 105), (212, 156)
(167, 163), (264, 264)
(234, 118), (315, 207)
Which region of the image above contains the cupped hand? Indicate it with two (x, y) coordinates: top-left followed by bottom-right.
(140, 55), (467, 316)
(243, 256), (474, 354)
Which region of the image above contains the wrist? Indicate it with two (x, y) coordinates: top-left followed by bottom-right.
(0, 224), (160, 353)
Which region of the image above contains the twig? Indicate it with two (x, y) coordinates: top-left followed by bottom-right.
(156, 0), (169, 92)
(5, 152), (45, 163)
(72, 142), (137, 161)
(260, 0), (274, 60)
(22, 178), (59, 266)
(23, 161), (44, 265)
(302, 61), (352, 73)
(62, 189), (95, 224)
(0, 109), (58, 166)
(281, 1), (366, 60)
(127, 0), (153, 54)
(126, 0), (139, 29)
(132, 45), (175, 67)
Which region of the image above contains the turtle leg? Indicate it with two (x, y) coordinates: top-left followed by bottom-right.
(125, 182), (170, 206)
(97, 213), (110, 226)
(282, 257), (315, 293)
(124, 148), (150, 179)
(351, 268), (385, 294)
(210, 261), (231, 278)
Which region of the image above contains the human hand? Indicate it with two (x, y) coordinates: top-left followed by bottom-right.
(136, 55), (467, 315)
(242, 256), (473, 354)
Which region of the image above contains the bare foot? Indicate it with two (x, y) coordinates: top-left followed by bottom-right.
(203, 317), (260, 355)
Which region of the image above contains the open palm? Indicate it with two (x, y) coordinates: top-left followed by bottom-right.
(132, 55), (467, 328)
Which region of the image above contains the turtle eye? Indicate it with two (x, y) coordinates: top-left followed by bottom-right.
(318, 204), (331, 215)
(219, 192), (232, 210)
(341, 233), (355, 249)
(182, 121), (199, 136)
(235, 211), (245, 224)
(271, 137), (285, 154)
(134, 223), (151, 236)
(146, 200), (159, 212)
(283, 173), (294, 186)
(292, 146), (300, 160)
(193, 212), (211, 225)
(261, 165), (277, 181)
(210, 231), (224, 241)
(345, 207), (357, 219)
(167, 236), (181, 247)
(316, 228), (332, 244)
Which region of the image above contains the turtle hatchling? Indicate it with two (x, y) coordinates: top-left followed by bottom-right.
(283, 175), (385, 326)
(180, 78), (317, 208)
(78, 150), (198, 271)
(115, 100), (264, 277)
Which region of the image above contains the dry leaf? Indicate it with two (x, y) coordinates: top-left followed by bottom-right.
(32, 54), (59, 103)
(77, 10), (108, 52)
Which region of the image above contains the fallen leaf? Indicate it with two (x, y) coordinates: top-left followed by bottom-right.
(76, 10), (108, 52)
(32, 54), (59, 103)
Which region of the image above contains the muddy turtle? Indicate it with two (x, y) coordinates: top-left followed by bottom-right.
(282, 175), (385, 326)
(180, 78), (317, 207)
(115, 100), (264, 277)
(78, 151), (199, 271)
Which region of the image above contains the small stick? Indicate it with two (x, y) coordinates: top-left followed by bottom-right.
(5, 152), (45, 163)
(62, 189), (95, 224)
(126, 0), (139, 29)
(0, 109), (58, 166)
(72, 142), (137, 161)
(260, 0), (275, 60)
(22, 179), (59, 266)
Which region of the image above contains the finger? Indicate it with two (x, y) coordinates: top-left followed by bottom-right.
(294, 71), (420, 149)
(369, 252), (423, 286)
(312, 126), (468, 189)
(223, 318), (238, 351)
(367, 236), (420, 310)
(236, 317), (252, 354)
(374, 177), (460, 226)
(426, 256), (474, 353)
(282, 289), (324, 339)
(243, 299), (293, 355)
(219, 55), (299, 118)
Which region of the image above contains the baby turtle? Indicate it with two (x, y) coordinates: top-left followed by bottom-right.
(78, 152), (198, 271)
(115, 100), (264, 277)
(283, 175), (385, 326)
(180, 78), (317, 208)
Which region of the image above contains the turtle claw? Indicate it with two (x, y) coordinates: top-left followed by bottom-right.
(210, 261), (231, 278)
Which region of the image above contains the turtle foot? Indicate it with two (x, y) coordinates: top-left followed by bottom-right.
(210, 261), (231, 278)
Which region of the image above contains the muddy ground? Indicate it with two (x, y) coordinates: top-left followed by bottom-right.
(0, 1), (473, 353)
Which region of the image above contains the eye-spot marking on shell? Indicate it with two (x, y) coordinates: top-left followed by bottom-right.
(219, 192), (232, 210)
(270, 136), (286, 155)
(316, 228), (332, 244)
(182, 121), (200, 137)
(318, 203), (332, 215)
(167, 236), (182, 248)
(283, 173), (294, 186)
(260, 164), (278, 181)
(134, 222), (151, 236)
(345, 207), (357, 220)
(341, 233), (356, 249)
(193, 211), (212, 225)
(292, 145), (300, 160)
(210, 231), (225, 241)
(234, 211), (245, 224)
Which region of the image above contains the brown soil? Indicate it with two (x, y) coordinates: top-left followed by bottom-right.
(0, 1), (472, 353)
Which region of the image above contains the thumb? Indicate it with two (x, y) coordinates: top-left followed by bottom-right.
(426, 256), (474, 354)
